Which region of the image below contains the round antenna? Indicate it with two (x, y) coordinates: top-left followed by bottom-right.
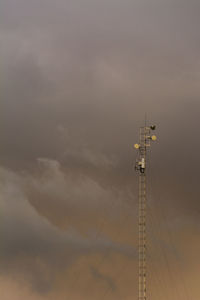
(151, 135), (157, 141)
(134, 143), (140, 149)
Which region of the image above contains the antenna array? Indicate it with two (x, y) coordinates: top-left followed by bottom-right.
(134, 124), (157, 300)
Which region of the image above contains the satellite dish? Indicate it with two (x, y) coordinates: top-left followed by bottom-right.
(134, 143), (140, 149)
(151, 135), (157, 141)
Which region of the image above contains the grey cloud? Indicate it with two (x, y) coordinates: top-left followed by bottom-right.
(0, 165), (134, 294)
(26, 157), (132, 216)
(0, 0), (200, 298)
(1, 0), (200, 174)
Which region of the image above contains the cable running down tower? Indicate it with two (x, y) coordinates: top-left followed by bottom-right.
(134, 124), (157, 300)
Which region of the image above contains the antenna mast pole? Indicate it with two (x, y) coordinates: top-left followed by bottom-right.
(134, 123), (157, 300)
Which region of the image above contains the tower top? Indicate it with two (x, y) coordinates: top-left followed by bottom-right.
(134, 125), (157, 174)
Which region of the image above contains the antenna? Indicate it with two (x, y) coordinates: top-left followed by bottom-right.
(134, 122), (157, 300)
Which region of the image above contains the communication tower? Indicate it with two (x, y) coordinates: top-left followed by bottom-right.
(134, 123), (157, 300)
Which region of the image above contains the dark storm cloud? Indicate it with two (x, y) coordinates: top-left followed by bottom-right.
(0, 0), (200, 298)
(1, 0), (200, 169)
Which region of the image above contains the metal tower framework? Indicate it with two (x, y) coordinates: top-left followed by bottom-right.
(134, 124), (157, 300)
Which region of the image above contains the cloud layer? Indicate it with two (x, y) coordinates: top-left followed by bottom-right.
(0, 0), (200, 299)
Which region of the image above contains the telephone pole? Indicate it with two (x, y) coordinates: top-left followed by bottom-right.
(134, 124), (157, 300)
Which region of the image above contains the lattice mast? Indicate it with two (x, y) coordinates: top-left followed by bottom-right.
(134, 124), (157, 300)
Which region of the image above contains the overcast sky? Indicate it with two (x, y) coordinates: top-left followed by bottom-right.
(0, 0), (200, 299)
